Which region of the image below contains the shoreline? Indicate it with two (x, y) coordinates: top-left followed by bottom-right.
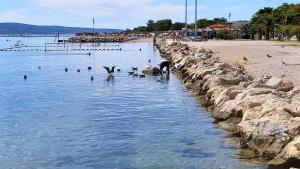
(154, 39), (300, 168)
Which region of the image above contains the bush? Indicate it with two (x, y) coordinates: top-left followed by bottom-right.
(291, 26), (300, 41)
(216, 29), (235, 40)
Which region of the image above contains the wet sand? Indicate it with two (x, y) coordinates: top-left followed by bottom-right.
(182, 40), (300, 86)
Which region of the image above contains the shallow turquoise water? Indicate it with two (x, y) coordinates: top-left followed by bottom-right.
(0, 37), (267, 169)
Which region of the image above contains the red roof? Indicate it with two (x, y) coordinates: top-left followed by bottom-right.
(208, 23), (226, 31)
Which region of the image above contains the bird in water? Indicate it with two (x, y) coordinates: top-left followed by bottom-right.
(133, 73), (139, 77)
(65, 68), (68, 72)
(243, 56), (248, 61)
(282, 61), (287, 65)
(90, 76), (94, 81)
(24, 74), (27, 80)
(131, 67), (138, 71)
(267, 54), (272, 58)
(38, 66), (41, 70)
(117, 69), (121, 72)
(139, 48), (142, 51)
(103, 66), (115, 76)
(139, 74), (146, 78)
(128, 71), (134, 75)
(77, 69), (81, 72)
(88, 67), (92, 71)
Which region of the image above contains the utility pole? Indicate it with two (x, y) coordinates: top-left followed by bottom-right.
(185, 0), (188, 37)
(93, 17), (95, 51)
(194, 0), (197, 40)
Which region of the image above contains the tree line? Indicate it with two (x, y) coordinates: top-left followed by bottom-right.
(241, 3), (300, 40)
(129, 17), (227, 33)
(128, 3), (300, 41)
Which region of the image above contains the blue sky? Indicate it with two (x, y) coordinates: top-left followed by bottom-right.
(0, 0), (298, 29)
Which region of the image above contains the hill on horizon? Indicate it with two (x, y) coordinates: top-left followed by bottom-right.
(0, 23), (123, 35)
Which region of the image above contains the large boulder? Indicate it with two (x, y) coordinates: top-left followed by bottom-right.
(239, 115), (300, 158)
(268, 136), (300, 169)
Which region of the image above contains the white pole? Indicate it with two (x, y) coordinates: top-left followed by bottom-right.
(194, 0), (197, 39)
(185, 0), (188, 37)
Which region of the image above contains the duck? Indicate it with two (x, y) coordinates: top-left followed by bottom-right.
(103, 66), (115, 76)
(65, 68), (68, 72)
(117, 69), (121, 72)
(88, 67), (92, 71)
(24, 74), (27, 80)
(131, 67), (138, 71)
(267, 54), (272, 58)
(77, 69), (81, 72)
(90, 76), (94, 81)
(128, 71), (134, 75)
(139, 74), (146, 78)
(38, 66), (41, 70)
(133, 73), (139, 77)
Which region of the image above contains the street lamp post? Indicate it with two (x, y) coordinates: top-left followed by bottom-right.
(194, 0), (198, 40)
(185, 0), (188, 37)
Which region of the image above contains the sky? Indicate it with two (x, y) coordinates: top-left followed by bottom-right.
(0, 0), (298, 29)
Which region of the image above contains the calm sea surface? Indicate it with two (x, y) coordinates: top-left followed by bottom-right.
(0, 37), (267, 169)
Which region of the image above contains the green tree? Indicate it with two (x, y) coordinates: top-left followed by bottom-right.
(132, 26), (149, 33)
(171, 22), (185, 30)
(146, 20), (155, 32)
(154, 19), (172, 31)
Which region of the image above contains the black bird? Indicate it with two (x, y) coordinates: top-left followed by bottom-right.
(243, 56), (248, 61)
(103, 66), (115, 76)
(282, 61), (287, 65)
(117, 69), (121, 72)
(90, 76), (94, 81)
(77, 69), (81, 72)
(65, 68), (68, 72)
(131, 67), (138, 71)
(24, 74), (27, 80)
(139, 48), (142, 51)
(128, 71), (134, 75)
(148, 59), (151, 63)
(267, 54), (272, 58)
(38, 66), (41, 70)
(133, 73), (139, 77)
(88, 67), (92, 71)
(139, 74), (146, 78)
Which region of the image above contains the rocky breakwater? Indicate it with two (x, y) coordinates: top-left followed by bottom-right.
(68, 35), (129, 43)
(154, 39), (300, 169)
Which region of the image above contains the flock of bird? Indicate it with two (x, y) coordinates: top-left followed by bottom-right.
(23, 65), (148, 81)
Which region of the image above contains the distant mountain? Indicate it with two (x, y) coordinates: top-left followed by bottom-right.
(0, 23), (123, 35)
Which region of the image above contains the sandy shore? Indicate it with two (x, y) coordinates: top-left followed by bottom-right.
(181, 40), (300, 86)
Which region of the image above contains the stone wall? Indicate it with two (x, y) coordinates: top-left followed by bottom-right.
(154, 39), (300, 169)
